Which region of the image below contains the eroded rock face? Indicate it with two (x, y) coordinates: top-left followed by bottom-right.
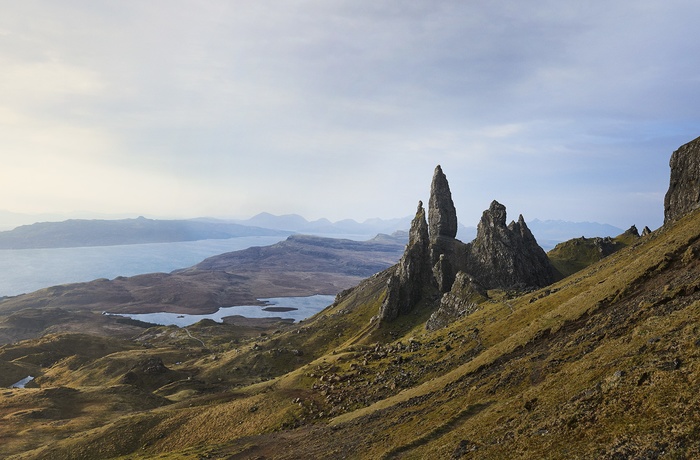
(467, 201), (555, 290)
(379, 201), (432, 322)
(429, 165), (458, 239)
(426, 272), (488, 331)
(380, 168), (555, 326)
(664, 136), (700, 224)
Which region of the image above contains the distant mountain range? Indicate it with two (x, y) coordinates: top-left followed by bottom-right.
(0, 210), (627, 250)
(229, 212), (413, 236)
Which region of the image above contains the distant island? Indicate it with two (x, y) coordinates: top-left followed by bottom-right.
(0, 217), (290, 249)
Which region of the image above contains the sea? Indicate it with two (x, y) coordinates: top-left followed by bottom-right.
(0, 234), (375, 323)
(0, 236), (291, 298)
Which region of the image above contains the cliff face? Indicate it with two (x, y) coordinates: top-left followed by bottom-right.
(379, 165), (555, 324)
(664, 136), (700, 224)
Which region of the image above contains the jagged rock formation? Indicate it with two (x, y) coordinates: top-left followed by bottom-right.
(664, 135), (700, 224)
(379, 166), (555, 325)
(428, 165), (469, 293)
(642, 226), (652, 237)
(425, 272), (488, 331)
(378, 202), (432, 322)
(467, 201), (556, 290)
(625, 225), (640, 238)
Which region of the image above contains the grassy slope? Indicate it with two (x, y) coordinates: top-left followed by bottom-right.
(3, 210), (700, 458)
(547, 227), (640, 279)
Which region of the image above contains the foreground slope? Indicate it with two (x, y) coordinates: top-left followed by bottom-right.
(4, 201), (699, 459)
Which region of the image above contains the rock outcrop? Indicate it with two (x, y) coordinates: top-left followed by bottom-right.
(428, 165), (468, 293)
(378, 202), (432, 322)
(467, 202), (556, 290)
(425, 272), (488, 331)
(379, 166), (556, 326)
(664, 136), (700, 224)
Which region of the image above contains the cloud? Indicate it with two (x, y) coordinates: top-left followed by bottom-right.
(0, 1), (698, 228)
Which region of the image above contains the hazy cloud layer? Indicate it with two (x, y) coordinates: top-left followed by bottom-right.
(1, 1), (699, 229)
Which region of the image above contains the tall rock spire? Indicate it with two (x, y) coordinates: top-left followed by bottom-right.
(428, 165), (458, 240)
(378, 201), (432, 323)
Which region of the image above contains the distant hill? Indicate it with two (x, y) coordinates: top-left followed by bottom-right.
(0, 211), (626, 251)
(0, 217), (291, 249)
(547, 225), (643, 279)
(527, 219), (625, 249)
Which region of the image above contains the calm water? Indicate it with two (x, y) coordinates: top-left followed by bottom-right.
(0, 236), (289, 297)
(0, 233), (378, 298)
(107, 295), (337, 326)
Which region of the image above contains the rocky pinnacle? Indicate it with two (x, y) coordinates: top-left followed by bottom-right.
(378, 201), (431, 323)
(428, 165), (458, 239)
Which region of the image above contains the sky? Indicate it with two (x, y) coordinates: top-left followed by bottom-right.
(1, 1), (699, 230)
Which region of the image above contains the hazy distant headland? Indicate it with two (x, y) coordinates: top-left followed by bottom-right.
(0, 211), (625, 250)
(0, 217), (289, 249)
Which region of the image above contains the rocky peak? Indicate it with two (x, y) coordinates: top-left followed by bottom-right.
(625, 225), (640, 238)
(409, 201), (429, 245)
(428, 165), (458, 239)
(469, 201), (555, 290)
(664, 136), (700, 224)
(480, 200), (508, 229)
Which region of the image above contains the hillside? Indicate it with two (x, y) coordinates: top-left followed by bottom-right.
(1, 138), (698, 459)
(547, 225), (645, 279)
(0, 192), (698, 459)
